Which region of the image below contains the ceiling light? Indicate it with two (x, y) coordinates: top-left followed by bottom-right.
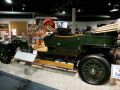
(22, 4), (26, 10)
(98, 15), (110, 18)
(22, 7), (25, 10)
(108, 3), (111, 6)
(114, 4), (119, 7)
(57, 11), (60, 13)
(62, 11), (66, 14)
(78, 9), (81, 12)
(110, 5), (119, 12)
(0, 11), (33, 14)
(23, 4), (26, 7)
(5, 0), (12, 4)
(110, 8), (119, 12)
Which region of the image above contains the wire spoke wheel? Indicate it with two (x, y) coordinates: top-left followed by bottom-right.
(82, 59), (106, 84)
(78, 54), (110, 85)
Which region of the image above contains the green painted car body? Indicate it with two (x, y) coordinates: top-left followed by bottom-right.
(44, 30), (118, 57)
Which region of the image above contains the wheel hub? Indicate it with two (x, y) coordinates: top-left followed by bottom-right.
(90, 68), (96, 75)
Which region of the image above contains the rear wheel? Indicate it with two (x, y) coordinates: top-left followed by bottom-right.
(78, 54), (110, 85)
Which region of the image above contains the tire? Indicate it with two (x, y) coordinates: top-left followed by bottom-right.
(0, 44), (15, 64)
(0, 48), (13, 64)
(78, 54), (110, 85)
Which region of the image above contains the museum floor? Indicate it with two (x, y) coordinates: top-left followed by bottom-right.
(0, 61), (120, 90)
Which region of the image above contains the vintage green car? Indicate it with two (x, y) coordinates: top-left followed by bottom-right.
(0, 23), (119, 85)
(42, 28), (118, 85)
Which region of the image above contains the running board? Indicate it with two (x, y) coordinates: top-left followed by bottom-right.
(33, 59), (74, 70)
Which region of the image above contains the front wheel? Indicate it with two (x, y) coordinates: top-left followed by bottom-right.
(78, 54), (110, 85)
(0, 43), (15, 64)
(0, 48), (13, 64)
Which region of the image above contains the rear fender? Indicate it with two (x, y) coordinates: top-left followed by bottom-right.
(76, 45), (115, 67)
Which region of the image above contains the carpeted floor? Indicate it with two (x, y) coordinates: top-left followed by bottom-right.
(0, 62), (120, 90)
(0, 71), (56, 90)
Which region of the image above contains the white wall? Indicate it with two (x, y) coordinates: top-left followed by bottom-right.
(0, 18), (35, 37)
(0, 18), (116, 26)
(0, 18), (34, 24)
(0, 18), (117, 31)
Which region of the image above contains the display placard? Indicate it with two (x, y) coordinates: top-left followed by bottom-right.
(111, 64), (120, 79)
(33, 50), (37, 55)
(14, 51), (37, 62)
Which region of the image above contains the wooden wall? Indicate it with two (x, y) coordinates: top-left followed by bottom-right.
(10, 21), (27, 36)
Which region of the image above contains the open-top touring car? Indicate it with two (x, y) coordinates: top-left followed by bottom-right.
(0, 18), (119, 85)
